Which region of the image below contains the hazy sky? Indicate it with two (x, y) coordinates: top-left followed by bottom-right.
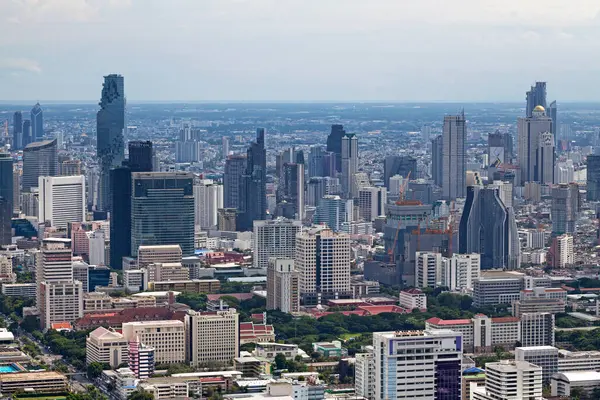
(3, 0), (600, 102)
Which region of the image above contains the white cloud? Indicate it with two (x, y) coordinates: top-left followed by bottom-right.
(0, 58), (42, 74)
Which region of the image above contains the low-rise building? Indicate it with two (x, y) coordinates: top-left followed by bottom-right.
(254, 343), (306, 361)
(151, 279), (220, 293)
(0, 372), (68, 394)
(551, 371), (600, 397)
(139, 379), (189, 400)
(312, 341), (345, 358)
(399, 288), (427, 310)
(240, 321), (275, 345)
(86, 326), (128, 368)
(1, 283), (36, 297)
(558, 350), (600, 373)
(83, 292), (113, 313)
(515, 346), (559, 384)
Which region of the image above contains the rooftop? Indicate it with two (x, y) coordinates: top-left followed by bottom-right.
(554, 371), (600, 382)
(426, 317), (471, 325)
(0, 371), (67, 383)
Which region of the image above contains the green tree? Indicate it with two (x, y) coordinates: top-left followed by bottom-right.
(67, 385), (108, 400)
(127, 390), (154, 400)
(274, 353), (287, 370)
(87, 362), (109, 379)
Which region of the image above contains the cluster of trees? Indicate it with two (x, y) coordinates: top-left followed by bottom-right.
(273, 353), (308, 373)
(556, 328), (600, 351)
(44, 329), (89, 369)
(555, 313), (590, 329)
(0, 294), (35, 323)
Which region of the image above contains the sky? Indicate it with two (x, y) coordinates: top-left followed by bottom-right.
(3, 0), (600, 102)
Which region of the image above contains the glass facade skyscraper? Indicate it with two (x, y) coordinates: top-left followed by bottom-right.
(22, 139), (58, 192)
(0, 154), (13, 245)
(31, 103), (43, 141)
(130, 172), (195, 256)
(326, 124), (345, 173)
(12, 112), (22, 150)
(238, 128), (267, 231)
(128, 141), (153, 173)
(97, 74), (125, 212)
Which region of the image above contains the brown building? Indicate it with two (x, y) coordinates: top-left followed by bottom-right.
(151, 279), (220, 294)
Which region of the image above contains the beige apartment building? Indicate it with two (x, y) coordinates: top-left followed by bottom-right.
(86, 327), (128, 368)
(185, 309), (239, 366)
(138, 245), (183, 269)
(122, 320), (186, 364)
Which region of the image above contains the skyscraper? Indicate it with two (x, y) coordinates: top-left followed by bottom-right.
(547, 100), (557, 138)
(12, 112), (22, 150)
(295, 226), (351, 305)
(358, 187), (386, 221)
(277, 163), (305, 220)
(537, 131), (555, 184)
(383, 156), (417, 189)
(431, 135), (443, 187)
(253, 218), (302, 269)
(0, 154), (13, 245)
(517, 106), (553, 184)
(341, 133), (358, 199)
(551, 183), (580, 235)
(194, 179), (223, 229)
(130, 172), (195, 256)
(315, 195), (352, 232)
(459, 185), (520, 269)
(110, 166), (132, 269)
(223, 155), (246, 209)
(22, 119), (32, 148)
(238, 128), (267, 232)
(38, 175), (86, 229)
(128, 141), (153, 172)
(526, 81), (547, 117)
(587, 155), (600, 201)
(326, 124), (345, 173)
(30, 102), (43, 141)
(222, 136), (229, 159)
(442, 113), (466, 199)
(307, 146), (325, 177)
(267, 258), (299, 313)
(488, 131), (513, 164)
(96, 74), (125, 213)
(22, 139), (58, 192)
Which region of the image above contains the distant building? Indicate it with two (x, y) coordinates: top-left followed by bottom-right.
(587, 155), (600, 201)
(22, 139), (58, 192)
(431, 135), (443, 187)
(185, 309), (239, 366)
(267, 258), (299, 313)
(471, 360), (542, 400)
(38, 175), (85, 229)
(86, 327), (128, 368)
(521, 312), (555, 347)
(442, 113), (466, 199)
(223, 155), (246, 210)
(122, 320), (186, 364)
(253, 219), (302, 269)
(326, 124), (345, 173)
(237, 128), (267, 232)
(30, 102), (43, 141)
(517, 105), (553, 185)
(0, 154), (13, 245)
(341, 134), (358, 199)
(551, 183), (580, 235)
(383, 156), (416, 189)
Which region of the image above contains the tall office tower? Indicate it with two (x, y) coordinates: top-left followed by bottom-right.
(441, 253), (481, 291)
(587, 155), (600, 201)
(373, 330), (463, 400)
(217, 208), (237, 231)
(122, 320), (186, 365)
(39, 280), (83, 330)
(137, 245), (182, 269)
(60, 160), (82, 176)
(30, 102), (43, 141)
(459, 185), (520, 269)
(442, 113), (466, 199)
(22, 139), (57, 192)
(341, 133), (358, 199)
(327, 124), (345, 173)
(96, 74), (125, 213)
(128, 141), (153, 172)
(415, 251), (442, 288)
(555, 160), (574, 184)
(110, 166), (132, 269)
(238, 128), (267, 231)
(307, 177), (340, 206)
(22, 119), (32, 148)
(358, 187), (386, 222)
(550, 234), (574, 268)
(36, 238), (74, 306)
(38, 176), (85, 229)
(322, 151), (337, 177)
(315, 195), (352, 232)
(551, 183), (580, 235)
(130, 172), (195, 256)
(383, 156), (417, 190)
(12, 112), (22, 150)
(276, 148), (295, 179)
(389, 175), (403, 197)
(518, 106), (553, 184)
(278, 163), (305, 220)
(222, 136), (229, 159)
(267, 258), (299, 313)
(521, 313), (555, 347)
(175, 141), (202, 163)
(537, 131), (555, 184)
(421, 124), (431, 142)
(559, 123), (572, 142)
(431, 135), (444, 187)
(185, 309), (240, 366)
(471, 360), (542, 400)
(295, 226), (351, 305)
(488, 131), (513, 164)
(253, 218), (302, 269)
(13, 169), (20, 215)
(547, 100), (557, 137)
(194, 179), (223, 230)
(223, 155), (246, 209)
(0, 154), (13, 245)
(526, 81), (547, 117)
(307, 146), (325, 177)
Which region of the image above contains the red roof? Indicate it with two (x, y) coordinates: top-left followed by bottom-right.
(401, 288), (424, 295)
(357, 305), (409, 316)
(426, 317), (471, 325)
(492, 317), (520, 323)
(51, 322), (72, 330)
(75, 307), (186, 330)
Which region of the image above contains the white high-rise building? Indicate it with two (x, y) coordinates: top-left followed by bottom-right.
(373, 329), (463, 400)
(39, 280), (83, 331)
(87, 230), (105, 266)
(555, 160), (574, 184)
(442, 113), (466, 200)
(441, 253), (480, 291)
(518, 106), (554, 185)
(122, 320), (186, 365)
(355, 351), (374, 399)
(415, 251), (442, 288)
(267, 258), (299, 313)
(471, 360), (543, 400)
(253, 218), (302, 269)
(86, 327), (129, 368)
(358, 187), (387, 222)
(38, 175), (85, 229)
(389, 175), (403, 197)
(194, 179), (223, 230)
(185, 309), (239, 366)
(551, 234), (574, 268)
(295, 226), (351, 305)
(36, 239), (73, 305)
(341, 134), (358, 199)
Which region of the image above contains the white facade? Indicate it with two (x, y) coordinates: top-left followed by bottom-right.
(253, 219), (302, 269)
(553, 234), (574, 268)
(355, 351), (374, 400)
(555, 160), (575, 184)
(185, 309), (239, 366)
(515, 346), (559, 383)
(87, 230), (105, 266)
(124, 269), (148, 292)
(415, 251), (442, 288)
(358, 187), (387, 222)
(36, 239), (73, 306)
(194, 179), (223, 230)
(373, 329), (463, 400)
(39, 280), (84, 330)
(86, 327), (128, 368)
(399, 289), (427, 310)
(341, 134), (358, 199)
(441, 253), (480, 291)
(558, 350), (600, 373)
(471, 360), (543, 400)
(517, 108), (553, 185)
(267, 258), (299, 313)
(521, 313), (555, 347)
(122, 320), (186, 364)
(551, 371), (600, 398)
(38, 175), (85, 229)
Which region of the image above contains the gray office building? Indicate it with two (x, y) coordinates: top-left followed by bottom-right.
(223, 154), (246, 209)
(22, 139), (58, 192)
(96, 74), (125, 212)
(12, 112), (22, 150)
(587, 155), (600, 201)
(431, 135), (443, 187)
(30, 103), (43, 141)
(547, 100), (557, 138)
(0, 154), (13, 245)
(131, 172), (195, 256)
(383, 156), (417, 189)
(442, 113), (466, 199)
(526, 82), (547, 117)
(551, 183), (580, 235)
(459, 185), (520, 269)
